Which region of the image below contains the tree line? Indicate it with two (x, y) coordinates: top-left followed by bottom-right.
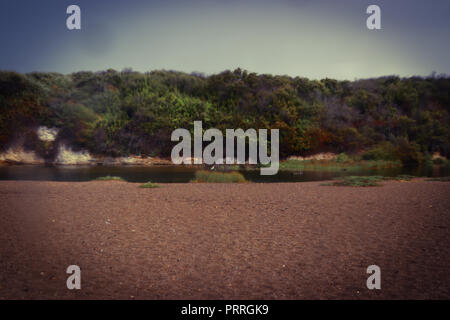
(0, 68), (449, 166)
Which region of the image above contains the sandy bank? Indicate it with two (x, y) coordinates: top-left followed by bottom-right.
(0, 180), (449, 299)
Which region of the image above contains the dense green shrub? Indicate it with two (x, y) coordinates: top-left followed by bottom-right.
(394, 139), (424, 167)
(361, 142), (398, 161)
(335, 153), (350, 163)
(193, 170), (246, 183)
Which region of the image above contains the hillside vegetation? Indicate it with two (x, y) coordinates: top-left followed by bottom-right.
(0, 69), (449, 166)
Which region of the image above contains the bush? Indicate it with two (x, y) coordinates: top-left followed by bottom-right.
(394, 139), (423, 167)
(424, 152), (434, 167)
(361, 142), (397, 161)
(95, 176), (124, 181)
(334, 153), (350, 163)
(362, 140), (424, 167)
(139, 181), (160, 188)
(193, 170), (246, 183)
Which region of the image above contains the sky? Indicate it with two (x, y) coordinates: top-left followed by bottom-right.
(1, 0), (449, 79)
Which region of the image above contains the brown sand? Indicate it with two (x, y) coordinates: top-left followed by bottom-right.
(0, 179), (449, 299)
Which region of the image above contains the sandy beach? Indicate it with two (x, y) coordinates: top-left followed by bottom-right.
(0, 179), (449, 299)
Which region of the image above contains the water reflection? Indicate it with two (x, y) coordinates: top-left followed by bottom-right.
(0, 165), (448, 183)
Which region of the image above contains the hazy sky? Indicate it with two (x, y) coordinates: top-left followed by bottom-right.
(1, 0), (449, 79)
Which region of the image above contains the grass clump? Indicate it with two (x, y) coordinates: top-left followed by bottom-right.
(192, 170), (246, 183)
(388, 175), (415, 181)
(95, 176), (124, 181)
(426, 177), (450, 182)
(328, 176), (384, 187)
(279, 159), (400, 172)
(139, 181), (160, 188)
(323, 175), (417, 187)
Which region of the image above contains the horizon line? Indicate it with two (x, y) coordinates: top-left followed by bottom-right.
(2, 68), (449, 82)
